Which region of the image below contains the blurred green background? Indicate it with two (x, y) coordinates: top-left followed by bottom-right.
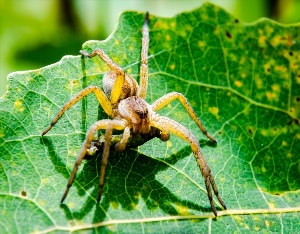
(1, 0), (300, 97)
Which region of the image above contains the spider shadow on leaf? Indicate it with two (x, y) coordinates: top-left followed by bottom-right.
(42, 134), (216, 221)
(40, 136), (73, 181)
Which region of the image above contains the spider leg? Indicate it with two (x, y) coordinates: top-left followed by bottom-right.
(151, 92), (217, 143)
(61, 119), (126, 203)
(115, 126), (131, 152)
(137, 11), (149, 99)
(151, 115), (226, 217)
(42, 86), (113, 136)
(80, 48), (125, 104)
(97, 122), (112, 202)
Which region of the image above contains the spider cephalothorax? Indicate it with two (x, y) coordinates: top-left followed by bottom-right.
(42, 12), (226, 217)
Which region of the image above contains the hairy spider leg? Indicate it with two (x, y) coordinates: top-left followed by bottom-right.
(151, 115), (226, 217)
(80, 12), (149, 101)
(137, 11), (149, 99)
(97, 122), (113, 202)
(80, 49), (125, 105)
(151, 91), (217, 143)
(115, 126), (131, 151)
(61, 119), (126, 203)
(42, 86), (113, 136)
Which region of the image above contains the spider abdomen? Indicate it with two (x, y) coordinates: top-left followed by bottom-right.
(103, 71), (138, 101)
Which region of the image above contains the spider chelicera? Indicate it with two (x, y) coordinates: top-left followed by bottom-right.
(42, 12), (226, 217)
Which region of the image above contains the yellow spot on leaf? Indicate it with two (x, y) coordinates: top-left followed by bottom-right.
(266, 25), (274, 34)
(237, 135), (243, 142)
(115, 40), (120, 45)
(265, 220), (270, 227)
(264, 63), (271, 73)
(198, 41), (206, 48)
(281, 140), (287, 147)
(163, 174), (172, 182)
(112, 56), (120, 64)
(289, 108), (296, 118)
(14, 100), (25, 112)
(239, 57), (247, 65)
(129, 45), (134, 51)
(154, 21), (169, 29)
(255, 77), (263, 89)
(269, 202), (276, 208)
(234, 215), (244, 225)
(174, 203), (191, 215)
(208, 107), (219, 119)
(67, 149), (77, 158)
(14, 100), (22, 108)
(214, 27), (220, 36)
(42, 178), (49, 185)
(271, 35), (282, 47)
(185, 24), (193, 32)
(165, 34), (171, 41)
(130, 202), (137, 209)
(241, 73), (247, 78)
(228, 52), (237, 61)
(111, 201), (119, 209)
(169, 64), (175, 70)
(167, 141), (172, 148)
(261, 166), (266, 173)
(126, 68), (132, 74)
(37, 200), (46, 206)
(275, 65), (287, 74)
(68, 202), (75, 209)
(179, 29), (187, 38)
(266, 91), (277, 101)
(260, 129), (267, 136)
(68, 80), (79, 90)
(234, 80), (242, 87)
(259, 36), (266, 47)
(271, 84), (280, 92)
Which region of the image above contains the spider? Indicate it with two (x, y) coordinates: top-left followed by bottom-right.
(42, 12), (226, 217)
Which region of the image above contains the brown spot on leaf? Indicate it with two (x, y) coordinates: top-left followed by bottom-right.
(226, 31), (232, 39)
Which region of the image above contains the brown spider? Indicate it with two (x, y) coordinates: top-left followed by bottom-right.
(42, 12), (226, 217)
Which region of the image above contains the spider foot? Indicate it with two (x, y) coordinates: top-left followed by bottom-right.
(97, 185), (104, 203)
(210, 199), (218, 217)
(80, 50), (90, 57)
(61, 186), (70, 203)
(206, 175), (227, 217)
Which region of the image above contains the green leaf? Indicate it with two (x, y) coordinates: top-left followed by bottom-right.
(1, 3), (300, 233)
